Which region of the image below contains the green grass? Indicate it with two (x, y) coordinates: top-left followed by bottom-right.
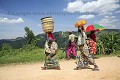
(0, 48), (120, 65)
(95, 50), (120, 58)
(0, 49), (45, 65)
(0, 48), (65, 65)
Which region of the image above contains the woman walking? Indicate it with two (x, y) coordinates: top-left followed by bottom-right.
(87, 31), (98, 70)
(41, 34), (60, 70)
(66, 31), (77, 60)
(74, 26), (87, 70)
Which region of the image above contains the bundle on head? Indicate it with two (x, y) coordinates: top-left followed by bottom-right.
(74, 20), (87, 28)
(41, 16), (54, 33)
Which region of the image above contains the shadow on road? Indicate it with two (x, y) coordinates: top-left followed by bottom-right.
(117, 56), (120, 58)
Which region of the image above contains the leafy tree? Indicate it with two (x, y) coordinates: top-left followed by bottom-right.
(24, 27), (37, 45)
(0, 43), (12, 57)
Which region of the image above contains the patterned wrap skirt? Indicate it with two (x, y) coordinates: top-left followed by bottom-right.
(44, 53), (60, 69)
(76, 43), (95, 68)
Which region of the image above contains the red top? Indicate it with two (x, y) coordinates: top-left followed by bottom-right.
(90, 33), (96, 42)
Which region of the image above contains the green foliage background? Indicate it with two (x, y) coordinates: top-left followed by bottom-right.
(0, 28), (120, 65)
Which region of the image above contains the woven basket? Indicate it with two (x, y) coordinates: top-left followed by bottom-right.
(41, 16), (54, 33)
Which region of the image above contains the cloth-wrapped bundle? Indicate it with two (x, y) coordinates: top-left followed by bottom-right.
(74, 20), (87, 28)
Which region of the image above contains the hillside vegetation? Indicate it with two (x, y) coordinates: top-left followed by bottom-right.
(0, 27), (120, 64)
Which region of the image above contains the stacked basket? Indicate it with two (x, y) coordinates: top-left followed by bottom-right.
(41, 16), (54, 33)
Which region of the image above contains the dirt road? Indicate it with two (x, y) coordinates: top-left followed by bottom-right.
(0, 57), (120, 80)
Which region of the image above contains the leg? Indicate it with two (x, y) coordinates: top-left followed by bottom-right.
(74, 46), (84, 70)
(66, 46), (72, 60)
(71, 42), (77, 58)
(74, 54), (83, 70)
(51, 54), (60, 70)
(88, 54), (98, 70)
(42, 53), (50, 70)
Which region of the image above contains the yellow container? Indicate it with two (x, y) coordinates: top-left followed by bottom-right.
(74, 20), (87, 28)
(41, 16), (54, 33)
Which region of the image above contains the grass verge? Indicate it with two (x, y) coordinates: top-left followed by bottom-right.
(0, 49), (120, 65)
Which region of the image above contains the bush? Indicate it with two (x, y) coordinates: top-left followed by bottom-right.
(97, 32), (120, 55)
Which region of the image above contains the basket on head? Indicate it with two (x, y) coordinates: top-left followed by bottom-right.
(41, 16), (54, 33)
(74, 20), (87, 28)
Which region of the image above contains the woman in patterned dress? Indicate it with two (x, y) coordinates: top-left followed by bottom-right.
(74, 29), (98, 70)
(87, 31), (98, 70)
(41, 35), (60, 70)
